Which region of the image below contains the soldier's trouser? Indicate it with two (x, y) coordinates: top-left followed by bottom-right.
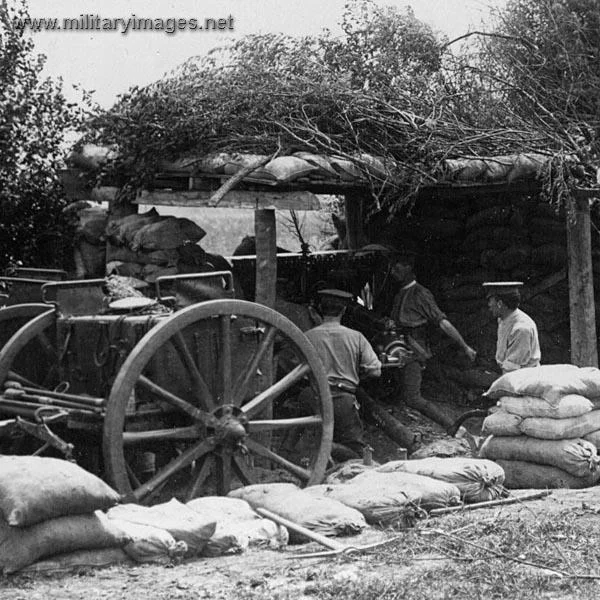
(394, 360), (423, 405)
(297, 387), (365, 456)
(330, 390), (366, 457)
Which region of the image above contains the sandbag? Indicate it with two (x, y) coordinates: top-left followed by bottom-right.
(520, 410), (600, 440)
(263, 156), (318, 182)
(306, 471), (460, 525)
(479, 436), (599, 478)
(485, 365), (600, 404)
(131, 217), (206, 251)
(410, 437), (471, 459)
(113, 520), (187, 564)
(106, 208), (162, 246)
(186, 496), (288, 556)
(227, 483), (366, 542)
(482, 410), (523, 437)
(0, 511), (130, 574)
(20, 548), (131, 575)
(0, 456), (121, 527)
(583, 429), (600, 448)
(106, 244), (179, 266)
(77, 206), (108, 245)
(77, 240), (106, 278)
(106, 499), (216, 555)
(495, 459), (600, 490)
(498, 394), (593, 419)
(376, 458), (505, 503)
(325, 460), (378, 485)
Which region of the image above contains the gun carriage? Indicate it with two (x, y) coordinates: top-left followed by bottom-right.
(0, 249), (390, 503)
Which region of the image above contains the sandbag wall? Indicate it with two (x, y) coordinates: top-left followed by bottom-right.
(368, 193), (600, 404)
(104, 208), (207, 284)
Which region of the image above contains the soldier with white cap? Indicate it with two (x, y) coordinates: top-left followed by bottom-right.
(483, 281), (541, 373)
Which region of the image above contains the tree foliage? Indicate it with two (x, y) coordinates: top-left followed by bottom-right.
(87, 0), (600, 214)
(0, 0), (79, 268)
(454, 0), (600, 201)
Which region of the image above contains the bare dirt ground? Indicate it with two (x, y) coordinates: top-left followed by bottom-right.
(3, 405), (600, 600)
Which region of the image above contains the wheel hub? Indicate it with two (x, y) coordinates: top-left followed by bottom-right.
(210, 404), (248, 446)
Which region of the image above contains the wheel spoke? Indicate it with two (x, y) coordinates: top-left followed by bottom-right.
(171, 332), (216, 411)
(125, 461), (141, 489)
(132, 438), (215, 501)
(186, 454), (215, 501)
(231, 325), (276, 406)
(137, 375), (211, 424)
(219, 316), (232, 404)
(248, 415), (322, 432)
(232, 455), (254, 486)
(35, 332), (58, 362)
(216, 449), (233, 495)
(244, 438), (311, 481)
(242, 363), (310, 419)
(123, 426), (200, 444)
(7, 370), (41, 388)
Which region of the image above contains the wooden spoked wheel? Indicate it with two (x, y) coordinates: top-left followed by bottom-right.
(103, 299), (333, 503)
(0, 304), (53, 353)
(0, 308), (60, 391)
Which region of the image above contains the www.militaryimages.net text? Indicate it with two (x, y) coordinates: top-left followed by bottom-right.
(13, 14), (235, 34)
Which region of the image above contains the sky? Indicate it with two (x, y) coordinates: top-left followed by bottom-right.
(24, 0), (500, 109)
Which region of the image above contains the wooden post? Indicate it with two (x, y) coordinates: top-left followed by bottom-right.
(344, 192), (365, 250)
(254, 209), (277, 308)
(566, 194), (598, 367)
(253, 209), (276, 451)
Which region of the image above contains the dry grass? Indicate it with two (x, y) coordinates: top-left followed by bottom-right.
(4, 494), (600, 599)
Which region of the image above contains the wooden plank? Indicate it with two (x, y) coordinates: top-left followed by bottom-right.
(566, 195), (598, 366)
(135, 189), (321, 210)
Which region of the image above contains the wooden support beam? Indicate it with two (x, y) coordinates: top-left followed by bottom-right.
(136, 189), (321, 211)
(254, 209), (277, 308)
(566, 195), (598, 367)
(344, 192), (366, 250)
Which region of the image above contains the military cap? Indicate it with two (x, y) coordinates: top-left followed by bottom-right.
(358, 244), (416, 261)
(317, 289), (354, 301)
(482, 281), (524, 297)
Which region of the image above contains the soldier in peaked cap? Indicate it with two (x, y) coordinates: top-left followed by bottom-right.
(483, 281), (541, 374)
(301, 289), (382, 459)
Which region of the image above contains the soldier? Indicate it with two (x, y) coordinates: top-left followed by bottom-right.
(483, 281), (541, 373)
(377, 246), (477, 408)
(303, 289), (382, 459)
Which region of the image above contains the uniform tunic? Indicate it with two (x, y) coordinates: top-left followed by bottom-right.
(496, 308), (541, 373)
(389, 280), (447, 358)
(305, 321), (381, 390)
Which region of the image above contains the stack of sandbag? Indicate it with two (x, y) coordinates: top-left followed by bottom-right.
(227, 482), (367, 542)
(479, 365), (600, 489)
(306, 470), (461, 526)
(186, 496), (288, 556)
(105, 208), (206, 283)
(0, 456), (128, 574)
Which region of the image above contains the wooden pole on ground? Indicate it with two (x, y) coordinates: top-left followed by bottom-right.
(566, 193), (598, 367)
